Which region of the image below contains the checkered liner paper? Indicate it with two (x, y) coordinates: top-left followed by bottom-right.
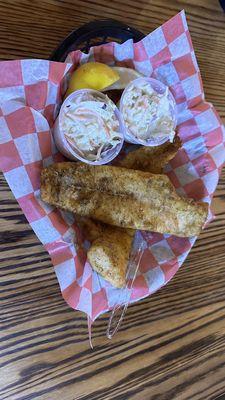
(0, 10), (225, 322)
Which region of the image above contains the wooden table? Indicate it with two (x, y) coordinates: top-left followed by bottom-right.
(0, 1), (225, 399)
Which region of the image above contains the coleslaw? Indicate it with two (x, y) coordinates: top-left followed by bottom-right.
(61, 92), (123, 161)
(121, 79), (176, 143)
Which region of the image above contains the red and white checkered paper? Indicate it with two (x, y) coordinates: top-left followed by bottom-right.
(0, 11), (224, 322)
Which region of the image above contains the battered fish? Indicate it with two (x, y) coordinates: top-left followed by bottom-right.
(87, 225), (134, 288)
(41, 163), (208, 237)
(78, 137), (181, 287)
(76, 214), (135, 288)
(116, 135), (181, 173)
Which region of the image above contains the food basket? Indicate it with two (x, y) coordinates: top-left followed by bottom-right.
(50, 19), (145, 61)
(0, 12), (224, 342)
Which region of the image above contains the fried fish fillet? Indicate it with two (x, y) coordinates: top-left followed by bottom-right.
(116, 135), (181, 173)
(76, 214), (135, 288)
(62, 138), (187, 287)
(41, 162), (208, 237)
(77, 137), (181, 287)
(87, 224), (134, 288)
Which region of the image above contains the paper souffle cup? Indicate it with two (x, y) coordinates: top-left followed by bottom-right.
(119, 77), (177, 147)
(53, 89), (125, 165)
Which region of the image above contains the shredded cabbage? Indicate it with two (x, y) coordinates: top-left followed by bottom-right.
(62, 92), (122, 161)
(122, 81), (175, 142)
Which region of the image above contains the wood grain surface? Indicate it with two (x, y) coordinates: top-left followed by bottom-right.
(0, 1), (225, 399)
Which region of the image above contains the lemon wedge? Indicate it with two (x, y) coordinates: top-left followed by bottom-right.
(102, 67), (142, 91)
(65, 62), (120, 96)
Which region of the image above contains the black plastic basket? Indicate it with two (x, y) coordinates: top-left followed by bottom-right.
(50, 19), (145, 62)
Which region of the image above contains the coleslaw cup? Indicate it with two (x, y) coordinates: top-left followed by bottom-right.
(53, 89), (125, 165)
(119, 77), (177, 147)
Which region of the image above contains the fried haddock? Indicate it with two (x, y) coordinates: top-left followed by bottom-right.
(41, 140), (206, 288)
(77, 217), (134, 288)
(116, 135), (181, 173)
(41, 163), (208, 237)
(77, 138), (181, 287)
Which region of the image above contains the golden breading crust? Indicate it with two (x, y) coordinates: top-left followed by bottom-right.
(76, 137), (181, 287)
(41, 163), (208, 237)
(116, 135), (181, 173)
(87, 226), (134, 288)
(75, 217), (134, 288)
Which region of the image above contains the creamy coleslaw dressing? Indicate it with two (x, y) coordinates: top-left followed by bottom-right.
(122, 80), (176, 142)
(61, 92), (123, 161)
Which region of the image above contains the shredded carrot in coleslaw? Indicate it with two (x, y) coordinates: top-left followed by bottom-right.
(61, 92), (122, 161)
